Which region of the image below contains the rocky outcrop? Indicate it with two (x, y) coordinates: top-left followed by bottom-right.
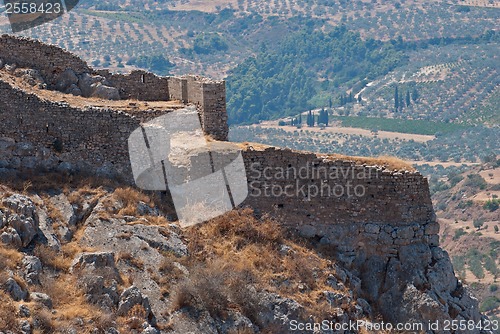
(22, 255), (42, 285)
(4, 278), (28, 301)
(1, 194), (39, 248)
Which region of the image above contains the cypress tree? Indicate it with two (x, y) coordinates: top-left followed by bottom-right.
(394, 86), (399, 111)
(412, 87), (419, 102)
(406, 90), (411, 107)
(319, 108), (325, 124)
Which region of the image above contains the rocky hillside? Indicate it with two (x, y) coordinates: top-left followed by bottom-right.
(0, 173), (493, 333)
(429, 160), (500, 323)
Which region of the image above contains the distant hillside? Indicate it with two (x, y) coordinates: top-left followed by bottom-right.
(226, 26), (406, 124)
(419, 160), (500, 322)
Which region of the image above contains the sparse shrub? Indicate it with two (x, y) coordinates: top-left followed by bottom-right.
(483, 255), (498, 276)
(32, 308), (55, 333)
(465, 174), (487, 190)
(172, 262), (231, 318)
(457, 200), (473, 209)
(468, 250), (485, 279)
(34, 244), (70, 271)
(126, 305), (148, 329)
(0, 244), (22, 271)
(490, 284), (498, 292)
(453, 255), (466, 274)
(453, 228), (467, 240)
(473, 218), (485, 230)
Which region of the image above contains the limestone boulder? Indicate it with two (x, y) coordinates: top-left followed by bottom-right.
(55, 68), (78, 92)
(2, 194), (38, 218)
(0, 227), (22, 248)
(30, 292), (53, 309)
(90, 83), (120, 100)
(71, 252), (116, 274)
(78, 73), (106, 97)
(22, 255), (42, 285)
(117, 286), (154, 324)
(4, 278), (28, 301)
(6, 215), (37, 247)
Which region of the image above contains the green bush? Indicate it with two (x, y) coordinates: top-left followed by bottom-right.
(465, 174), (487, 190)
(193, 33), (229, 54)
(484, 199), (500, 212)
(483, 255), (498, 276)
(467, 250), (485, 279)
(473, 218), (485, 230)
(480, 296), (500, 313)
(452, 255), (466, 273)
(453, 228), (467, 241)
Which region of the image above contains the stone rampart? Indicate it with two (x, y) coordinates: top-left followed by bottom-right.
(0, 34), (228, 140)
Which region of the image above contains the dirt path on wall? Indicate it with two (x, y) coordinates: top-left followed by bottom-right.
(0, 70), (185, 113)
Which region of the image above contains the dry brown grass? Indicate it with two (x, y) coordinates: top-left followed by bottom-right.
(0, 244), (23, 270)
(168, 208), (348, 323)
(39, 274), (104, 327)
(325, 154), (415, 171)
(0, 290), (18, 331)
(33, 244), (71, 272)
(112, 187), (152, 216)
(125, 215), (170, 227)
(116, 251), (145, 270)
(32, 308), (55, 334)
(40, 194), (65, 224)
(0, 172), (121, 194)
(67, 184), (108, 207)
(127, 304), (148, 329)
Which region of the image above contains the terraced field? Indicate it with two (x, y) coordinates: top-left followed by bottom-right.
(0, 0), (497, 78)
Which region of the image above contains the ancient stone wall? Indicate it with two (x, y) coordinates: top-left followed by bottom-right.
(203, 146), (440, 252)
(0, 34), (91, 86)
(96, 69), (170, 101)
(0, 34), (229, 140)
(200, 79), (228, 141)
(238, 147), (438, 252)
(167, 77), (188, 102)
(0, 79), (158, 179)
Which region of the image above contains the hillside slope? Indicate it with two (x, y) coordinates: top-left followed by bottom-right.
(0, 176), (493, 333)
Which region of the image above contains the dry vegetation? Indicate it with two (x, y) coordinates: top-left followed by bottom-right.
(0, 243), (105, 333)
(164, 208), (361, 325)
(239, 142), (415, 171)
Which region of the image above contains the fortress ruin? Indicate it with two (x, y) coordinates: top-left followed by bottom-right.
(0, 35), (486, 327)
